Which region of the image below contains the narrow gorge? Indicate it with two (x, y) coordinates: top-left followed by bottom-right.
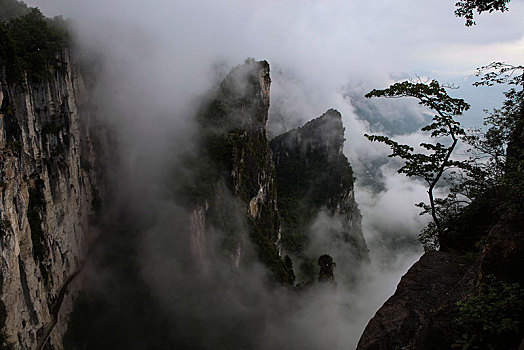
(1, 1), (523, 349)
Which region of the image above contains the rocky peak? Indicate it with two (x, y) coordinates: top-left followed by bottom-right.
(182, 59), (293, 284)
(270, 109), (368, 284)
(272, 108), (345, 163)
(200, 59), (270, 134)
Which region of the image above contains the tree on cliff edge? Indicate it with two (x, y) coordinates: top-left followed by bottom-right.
(365, 80), (469, 250)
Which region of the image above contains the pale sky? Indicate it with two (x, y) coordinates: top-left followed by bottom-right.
(26, 0), (523, 117)
(27, 0), (524, 71)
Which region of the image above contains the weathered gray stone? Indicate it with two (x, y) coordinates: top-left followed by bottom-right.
(0, 51), (100, 349)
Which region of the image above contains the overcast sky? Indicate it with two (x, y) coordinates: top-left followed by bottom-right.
(26, 0), (524, 123)
(27, 0), (524, 72)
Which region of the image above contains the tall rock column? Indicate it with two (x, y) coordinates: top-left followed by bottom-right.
(181, 59), (293, 284)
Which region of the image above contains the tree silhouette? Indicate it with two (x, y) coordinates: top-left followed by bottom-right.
(365, 80), (469, 248)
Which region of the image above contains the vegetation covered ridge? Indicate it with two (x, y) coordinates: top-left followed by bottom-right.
(0, 0), (70, 84)
(271, 108), (367, 284)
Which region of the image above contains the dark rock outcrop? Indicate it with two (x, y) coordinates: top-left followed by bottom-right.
(270, 109), (368, 283)
(358, 211), (524, 350)
(357, 252), (472, 349)
(318, 254), (336, 283)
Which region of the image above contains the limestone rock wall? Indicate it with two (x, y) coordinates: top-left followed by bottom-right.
(0, 52), (100, 349)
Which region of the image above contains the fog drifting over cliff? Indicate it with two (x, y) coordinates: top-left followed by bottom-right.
(25, 0), (524, 348)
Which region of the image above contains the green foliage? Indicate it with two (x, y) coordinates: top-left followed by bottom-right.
(418, 221), (439, 251)
(436, 63), (524, 250)
(371, 73), (521, 251)
(276, 148), (353, 253)
(242, 150), (292, 284)
(476, 64), (524, 209)
(275, 147), (331, 252)
(0, 0), (30, 22)
(460, 88), (521, 196)
(445, 63), (524, 240)
(454, 276), (524, 349)
(473, 62), (523, 87)
(455, 0), (511, 26)
(366, 80), (470, 119)
(180, 128), (272, 207)
(0, 25), (22, 83)
(0, 8), (70, 84)
(270, 113), (354, 282)
(185, 65), (271, 204)
(365, 80), (469, 249)
(248, 200), (294, 285)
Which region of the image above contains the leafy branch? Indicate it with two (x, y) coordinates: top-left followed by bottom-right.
(365, 80), (469, 248)
(474, 62), (524, 87)
(455, 0), (511, 27)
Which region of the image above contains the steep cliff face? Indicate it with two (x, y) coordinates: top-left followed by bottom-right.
(357, 252), (472, 349)
(182, 59), (292, 283)
(357, 104), (524, 350)
(270, 109), (368, 283)
(358, 213), (523, 349)
(0, 51), (100, 349)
